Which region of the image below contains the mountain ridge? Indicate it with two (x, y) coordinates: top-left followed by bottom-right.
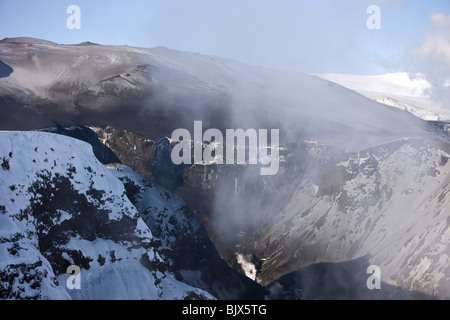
(0, 37), (433, 143)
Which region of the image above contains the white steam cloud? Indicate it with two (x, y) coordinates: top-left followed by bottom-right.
(409, 12), (450, 109)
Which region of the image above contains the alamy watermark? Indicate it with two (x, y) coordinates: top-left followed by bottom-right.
(366, 265), (381, 289)
(366, 5), (381, 30)
(66, 5), (81, 30)
(66, 265), (81, 290)
(170, 121), (280, 176)
(64, 5), (380, 32)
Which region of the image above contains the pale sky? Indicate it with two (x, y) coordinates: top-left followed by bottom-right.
(0, 0), (449, 75)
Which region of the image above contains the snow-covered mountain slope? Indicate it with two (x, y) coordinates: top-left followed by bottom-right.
(176, 135), (450, 299)
(0, 131), (214, 299)
(317, 73), (450, 121)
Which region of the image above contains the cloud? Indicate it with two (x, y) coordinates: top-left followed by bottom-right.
(408, 12), (450, 109)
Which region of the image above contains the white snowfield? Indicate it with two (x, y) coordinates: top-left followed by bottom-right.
(0, 131), (214, 300)
(0, 37), (435, 146)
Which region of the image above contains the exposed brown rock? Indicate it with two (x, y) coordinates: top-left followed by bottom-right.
(90, 126), (156, 180)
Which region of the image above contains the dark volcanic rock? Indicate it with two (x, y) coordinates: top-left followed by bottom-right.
(0, 60), (13, 78)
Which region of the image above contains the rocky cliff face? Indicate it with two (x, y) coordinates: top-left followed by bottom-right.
(32, 124), (450, 299)
(175, 137), (450, 299)
(110, 164), (267, 299)
(82, 126), (184, 191)
(90, 126), (156, 180)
